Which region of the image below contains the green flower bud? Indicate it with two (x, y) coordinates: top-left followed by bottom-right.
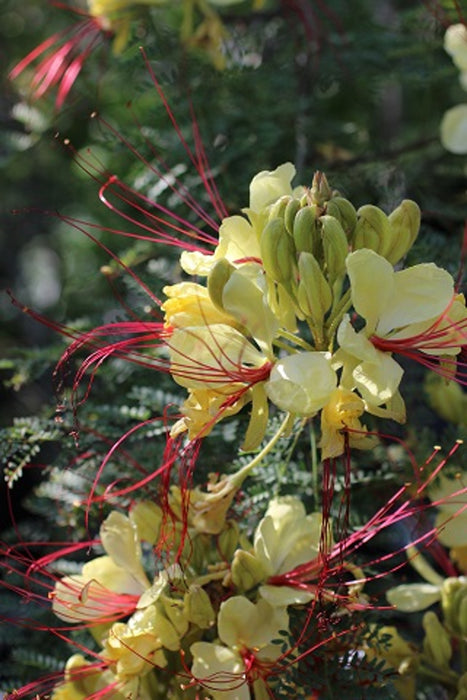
(320, 215), (349, 283)
(284, 197), (301, 235)
(425, 373), (467, 426)
(386, 200), (421, 265)
(310, 171), (332, 207)
(422, 611), (452, 668)
(217, 520), (240, 561)
(293, 205), (319, 255)
(231, 549), (266, 592)
(441, 577), (467, 637)
(184, 585), (215, 629)
(160, 595), (189, 637)
(268, 195), (292, 222)
(326, 197), (357, 238)
(353, 204), (390, 255)
(208, 258), (235, 312)
(297, 252), (333, 325)
(260, 217), (297, 284)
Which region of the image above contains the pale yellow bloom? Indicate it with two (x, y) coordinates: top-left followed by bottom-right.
(336, 248), (461, 418)
(191, 596), (288, 700)
(320, 386), (376, 459)
(440, 104), (467, 154)
(52, 511), (151, 623)
(103, 605), (179, 680)
(230, 496), (331, 607)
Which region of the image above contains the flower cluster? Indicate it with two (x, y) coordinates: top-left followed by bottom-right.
(161, 163), (466, 460)
(4, 11), (467, 697)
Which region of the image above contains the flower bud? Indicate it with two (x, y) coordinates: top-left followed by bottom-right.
(422, 611), (452, 668)
(231, 549), (266, 591)
(353, 205), (390, 255)
(184, 585), (215, 629)
(297, 252), (332, 325)
(217, 520), (240, 561)
(441, 577), (467, 637)
(260, 217), (297, 284)
(160, 595), (189, 637)
(268, 195), (292, 221)
(320, 215), (349, 283)
(326, 197), (357, 238)
(208, 258), (235, 312)
(293, 204), (319, 255)
(385, 200), (421, 264)
(310, 171), (332, 207)
(425, 373), (467, 426)
(284, 197), (301, 234)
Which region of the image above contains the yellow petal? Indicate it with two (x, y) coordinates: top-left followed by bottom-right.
(441, 104), (467, 154)
(248, 163), (296, 213)
(265, 352), (337, 415)
(345, 249), (394, 334)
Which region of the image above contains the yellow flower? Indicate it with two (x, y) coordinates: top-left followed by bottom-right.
(52, 511), (151, 623)
(190, 596), (289, 700)
(104, 605), (179, 680)
(232, 496), (330, 606)
(440, 104), (467, 154)
(320, 386), (376, 459)
(336, 248), (464, 419)
(162, 281), (238, 329)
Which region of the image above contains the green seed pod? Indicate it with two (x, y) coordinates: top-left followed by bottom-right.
(386, 199), (421, 265)
(353, 204), (390, 255)
(284, 197), (301, 235)
(297, 252), (333, 324)
(184, 585), (215, 629)
(231, 549), (265, 592)
(207, 257), (235, 311)
(326, 197), (357, 238)
(320, 214), (349, 282)
(422, 611), (452, 668)
(292, 205), (319, 255)
(260, 217), (297, 283)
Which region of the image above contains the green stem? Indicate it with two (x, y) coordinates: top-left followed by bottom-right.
(325, 288), (352, 350)
(231, 413), (295, 486)
(309, 422), (320, 510)
(275, 329), (315, 352)
(274, 418), (306, 496)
